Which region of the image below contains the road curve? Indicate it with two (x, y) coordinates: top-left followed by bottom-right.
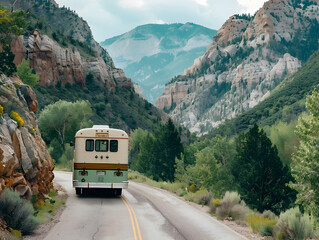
(44, 171), (247, 240)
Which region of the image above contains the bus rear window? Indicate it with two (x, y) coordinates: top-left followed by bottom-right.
(96, 140), (109, 152)
(86, 139), (94, 151)
(110, 140), (118, 152)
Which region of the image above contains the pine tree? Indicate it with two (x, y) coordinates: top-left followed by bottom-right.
(290, 90), (319, 222)
(232, 124), (295, 214)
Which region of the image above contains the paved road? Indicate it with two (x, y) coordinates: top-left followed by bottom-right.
(44, 171), (247, 240)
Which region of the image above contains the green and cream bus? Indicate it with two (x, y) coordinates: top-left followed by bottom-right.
(73, 125), (129, 195)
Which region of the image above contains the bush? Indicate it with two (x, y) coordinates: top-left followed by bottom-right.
(17, 59), (39, 87)
(248, 216), (277, 236)
(193, 188), (212, 205)
(0, 188), (38, 235)
(0, 104), (3, 116)
(10, 111), (24, 127)
(262, 210), (277, 220)
(276, 207), (313, 240)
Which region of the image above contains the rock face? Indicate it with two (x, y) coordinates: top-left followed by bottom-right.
(0, 75), (54, 199)
(156, 0), (319, 134)
(11, 30), (131, 91)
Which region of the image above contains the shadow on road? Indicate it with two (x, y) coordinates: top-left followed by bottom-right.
(76, 188), (122, 199)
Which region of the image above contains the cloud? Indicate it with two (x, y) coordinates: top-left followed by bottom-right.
(55, 0), (244, 41)
(118, 0), (146, 10)
(236, 0), (267, 14)
(194, 0), (208, 6)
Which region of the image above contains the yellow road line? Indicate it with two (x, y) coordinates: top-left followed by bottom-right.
(122, 195), (143, 240)
(120, 196), (137, 240)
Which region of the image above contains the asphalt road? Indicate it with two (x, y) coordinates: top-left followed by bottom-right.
(44, 171), (247, 240)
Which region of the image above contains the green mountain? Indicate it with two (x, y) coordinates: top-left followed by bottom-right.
(101, 23), (217, 103)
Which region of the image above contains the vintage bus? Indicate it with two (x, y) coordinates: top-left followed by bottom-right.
(73, 125), (129, 195)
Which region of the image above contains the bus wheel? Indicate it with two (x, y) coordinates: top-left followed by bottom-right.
(75, 188), (81, 195)
(115, 189), (122, 196)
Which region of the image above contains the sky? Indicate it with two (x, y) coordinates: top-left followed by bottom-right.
(54, 0), (267, 42)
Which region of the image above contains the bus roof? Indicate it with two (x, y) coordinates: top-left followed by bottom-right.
(75, 126), (128, 139)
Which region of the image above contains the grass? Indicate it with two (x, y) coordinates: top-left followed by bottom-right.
(32, 188), (66, 225)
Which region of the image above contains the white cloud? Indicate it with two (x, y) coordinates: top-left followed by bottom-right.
(194, 0), (208, 6)
(118, 0), (146, 9)
(236, 0), (267, 14)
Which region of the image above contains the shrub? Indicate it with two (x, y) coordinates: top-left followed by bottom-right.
(0, 104), (3, 116)
(217, 191), (241, 218)
(0, 188), (38, 235)
(276, 207), (313, 240)
(13, 81), (20, 88)
(193, 188), (212, 205)
(248, 216), (277, 236)
(10, 111), (24, 127)
(262, 210), (277, 220)
(17, 59), (39, 87)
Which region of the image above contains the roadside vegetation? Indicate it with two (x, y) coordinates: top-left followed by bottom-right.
(0, 187), (65, 239)
(128, 89), (319, 239)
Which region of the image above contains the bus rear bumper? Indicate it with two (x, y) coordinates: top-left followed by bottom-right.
(73, 181), (128, 189)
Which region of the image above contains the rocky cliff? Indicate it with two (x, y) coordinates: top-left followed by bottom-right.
(3, 0), (132, 91)
(156, 0), (319, 134)
(11, 30), (131, 90)
(0, 75), (54, 199)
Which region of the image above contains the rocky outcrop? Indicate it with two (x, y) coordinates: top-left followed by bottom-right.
(11, 30), (132, 91)
(157, 0), (318, 134)
(0, 75), (54, 199)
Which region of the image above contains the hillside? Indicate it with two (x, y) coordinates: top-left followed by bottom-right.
(1, 0), (166, 132)
(156, 0), (319, 134)
(208, 49), (319, 137)
(101, 23), (217, 103)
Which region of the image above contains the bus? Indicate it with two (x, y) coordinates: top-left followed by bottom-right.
(72, 125), (129, 195)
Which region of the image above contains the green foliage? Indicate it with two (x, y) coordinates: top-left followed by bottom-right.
(180, 135), (236, 196)
(0, 6), (29, 45)
(129, 119), (183, 181)
(0, 46), (17, 76)
(39, 100), (93, 152)
(17, 59), (39, 87)
(0, 6), (28, 76)
(276, 207), (313, 240)
(232, 124), (295, 214)
(264, 121), (299, 166)
(0, 188), (38, 235)
(290, 90), (319, 222)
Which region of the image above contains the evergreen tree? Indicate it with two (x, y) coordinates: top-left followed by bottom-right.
(155, 119), (183, 181)
(17, 59), (39, 86)
(232, 124), (295, 214)
(290, 90), (319, 222)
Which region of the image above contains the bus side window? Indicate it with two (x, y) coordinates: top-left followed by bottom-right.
(86, 139), (94, 151)
(96, 140), (108, 152)
(110, 140), (118, 152)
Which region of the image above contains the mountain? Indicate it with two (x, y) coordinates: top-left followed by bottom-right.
(208, 49), (319, 138)
(156, 0), (319, 134)
(1, 0), (166, 133)
(101, 23), (217, 103)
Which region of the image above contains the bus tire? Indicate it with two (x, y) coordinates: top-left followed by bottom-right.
(115, 189), (122, 196)
(75, 188), (81, 195)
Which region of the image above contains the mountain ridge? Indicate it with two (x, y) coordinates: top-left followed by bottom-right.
(156, 0), (319, 134)
(101, 23), (217, 103)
